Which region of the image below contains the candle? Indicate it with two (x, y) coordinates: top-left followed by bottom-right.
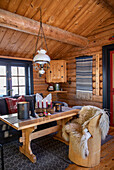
(51, 100), (52, 109)
(42, 100), (43, 108)
(37, 100), (39, 108)
(46, 100), (48, 108)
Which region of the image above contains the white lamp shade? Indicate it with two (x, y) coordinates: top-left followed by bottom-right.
(33, 49), (50, 65)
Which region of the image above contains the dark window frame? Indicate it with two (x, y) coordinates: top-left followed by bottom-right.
(0, 58), (34, 96)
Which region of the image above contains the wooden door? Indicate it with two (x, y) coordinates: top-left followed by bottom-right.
(110, 51), (114, 126)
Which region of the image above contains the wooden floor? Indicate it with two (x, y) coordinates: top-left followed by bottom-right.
(66, 127), (114, 170)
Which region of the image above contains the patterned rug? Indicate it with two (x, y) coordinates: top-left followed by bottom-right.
(1, 134), (72, 170)
(0, 134), (113, 170)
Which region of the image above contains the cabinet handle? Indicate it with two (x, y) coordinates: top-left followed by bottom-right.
(50, 71), (52, 73)
(61, 65), (63, 67)
(61, 76), (63, 78)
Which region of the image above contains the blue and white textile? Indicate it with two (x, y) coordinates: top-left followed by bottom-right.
(76, 56), (93, 100)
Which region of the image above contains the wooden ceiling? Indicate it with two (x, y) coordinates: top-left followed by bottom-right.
(0, 0), (113, 60)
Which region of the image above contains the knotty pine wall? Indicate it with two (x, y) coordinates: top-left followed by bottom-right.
(57, 18), (114, 108)
(33, 69), (59, 101)
(33, 17), (114, 107)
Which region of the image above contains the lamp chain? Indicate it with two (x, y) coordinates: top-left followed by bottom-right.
(33, 7), (49, 57)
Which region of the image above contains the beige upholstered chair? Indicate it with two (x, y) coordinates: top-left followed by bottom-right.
(69, 114), (101, 167)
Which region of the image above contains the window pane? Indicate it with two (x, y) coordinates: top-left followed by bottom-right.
(19, 87), (25, 95)
(12, 87), (18, 96)
(0, 66), (6, 75)
(12, 77), (18, 86)
(11, 67), (17, 76)
(0, 77), (6, 86)
(19, 67), (25, 76)
(0, 87), (6, 95)
(0, 77), (6, 95)
(19, 77), (25, 85)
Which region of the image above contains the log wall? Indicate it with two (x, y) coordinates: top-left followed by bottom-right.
(56, 18), (114, 108)
(33, 17), (114, 107)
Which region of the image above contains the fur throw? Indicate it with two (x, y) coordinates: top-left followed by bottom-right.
(62, 105), (109, 159)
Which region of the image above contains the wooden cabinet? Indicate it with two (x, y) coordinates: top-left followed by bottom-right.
(46, 60), (67, 83)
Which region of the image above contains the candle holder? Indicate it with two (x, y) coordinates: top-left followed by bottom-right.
(17, 102), (30, 120)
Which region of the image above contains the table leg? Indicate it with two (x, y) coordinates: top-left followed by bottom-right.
(19, 127), (36, 163)
(54, 117), (72, 144)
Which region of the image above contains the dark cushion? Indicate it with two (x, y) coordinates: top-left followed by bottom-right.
(0, 98), (9, 115)
(24, 95), (35, 112)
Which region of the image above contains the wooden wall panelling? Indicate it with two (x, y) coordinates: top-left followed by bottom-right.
(0, 0), (9, 10)
(0, 27), (7, 43)
(0, 29), (14, 54)
(9, 32), (28, 56)
(53, 0), (81, 28)
(64, 0), (93, 31)
(53, 44), (73, 60)
(79, 10), (112, 36)
(37, 0), (62, 24)
(24, 0), (44, 19)
(22, 36), (37, 58)
(95, 54), (100, 95)
(14, 34), (34, 57)
(45, 0), (70, 25)
(16, 0), (33, 16)
(69, 1), (98, 34)
(7, 0), (22, 13)
(2, 31), (22, 56)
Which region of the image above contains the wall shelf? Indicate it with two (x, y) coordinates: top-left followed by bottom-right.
(50, 91), (67, 94)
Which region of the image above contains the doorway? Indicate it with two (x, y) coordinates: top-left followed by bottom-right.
(103, 44), (114, 126)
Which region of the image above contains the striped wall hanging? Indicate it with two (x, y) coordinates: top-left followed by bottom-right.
(76, 56), (93, 100)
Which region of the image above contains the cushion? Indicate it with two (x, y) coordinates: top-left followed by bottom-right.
(0, 98), (9, 115)
(5, 96), (25, 114)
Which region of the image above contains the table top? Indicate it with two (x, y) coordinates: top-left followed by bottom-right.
(0, 107), (80, 130)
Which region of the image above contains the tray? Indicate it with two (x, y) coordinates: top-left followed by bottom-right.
(35, 107), (54, 114)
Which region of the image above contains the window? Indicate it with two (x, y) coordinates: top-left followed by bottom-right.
(76, 56), (93, 100)
(0, 58), (33, 96)
(0, 65), (7, 96)
(11, 66), (26, 95)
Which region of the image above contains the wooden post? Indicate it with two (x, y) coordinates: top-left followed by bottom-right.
(0, 9), (88, 47)
(96, 54), (100, 95)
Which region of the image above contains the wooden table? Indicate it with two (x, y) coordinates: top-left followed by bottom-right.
(0, 107), (79, 163)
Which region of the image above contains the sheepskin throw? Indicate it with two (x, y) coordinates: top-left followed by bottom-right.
(76, 56), (93, 100)
(62, 105), (109, 159)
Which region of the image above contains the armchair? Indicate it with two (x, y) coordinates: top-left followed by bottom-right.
(62, 105), (109, 168)
(69, 114), (101, 167)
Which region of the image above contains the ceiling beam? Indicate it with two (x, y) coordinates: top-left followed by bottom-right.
(0, 9), (88, 48)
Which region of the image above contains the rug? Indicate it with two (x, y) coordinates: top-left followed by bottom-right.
(1, 134), (72, 170)
(0, 134), (113, 170)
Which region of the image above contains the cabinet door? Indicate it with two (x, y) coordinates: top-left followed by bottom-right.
(46, 60), (66, 83)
